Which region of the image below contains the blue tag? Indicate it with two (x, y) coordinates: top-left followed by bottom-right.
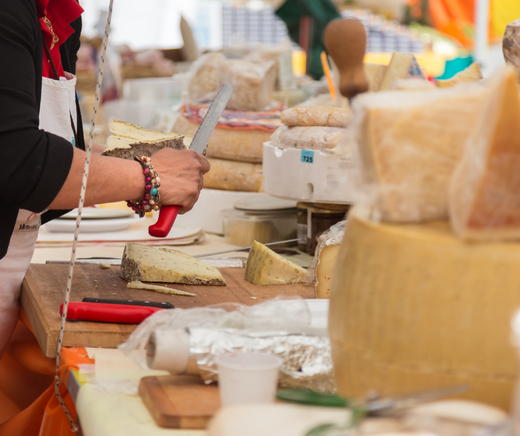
(71, 137), (76, 147)
(301, 149), (314, 164)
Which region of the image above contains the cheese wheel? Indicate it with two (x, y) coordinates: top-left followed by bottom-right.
(271, 125), (345, 151)
(204, 158), (262, 192)
(173, 114), (270, 163)
(329, 206), (520, 410)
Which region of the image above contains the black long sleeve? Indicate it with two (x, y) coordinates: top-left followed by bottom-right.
(0, 0), (83, 258)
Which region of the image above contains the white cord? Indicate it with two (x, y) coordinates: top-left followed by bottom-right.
(54, 0), (115, 431)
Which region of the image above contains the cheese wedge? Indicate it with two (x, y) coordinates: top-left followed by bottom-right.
(108, 119), (193, 145)
(315, 244), (341, 299)
(120, 243), (226, 285)
(378, 52), (414, 91)
(450, 67), (520, 240)
(353, 83), (489, 222)
(364, 63), (387, 92)
(245, 240), (307, 286)
(436, 62), (483, 89)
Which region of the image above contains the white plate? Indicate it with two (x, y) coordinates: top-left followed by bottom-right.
(60, 208), (135, 220)
(43, 216), (138, 233)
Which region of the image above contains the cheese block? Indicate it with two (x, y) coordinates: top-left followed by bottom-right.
(218, 59), (277, 112)
(328, 206), (520, 410)
(120, 243), (226, 285)
(245, 240), (307, 286)
(503, 19), (520, 75)
(280, 106), (350, 128)
(204, 158), (262, 192)
(364, 63), (387, 92)
(436, 63), (483, 89)
(378, 52), (414, 92)
(353, 83), (489, 222)
(271, 125), (345, 152)
(173, 114), (270, 163)
(449, 67), (520, 240)
(104, 119), (192, 159)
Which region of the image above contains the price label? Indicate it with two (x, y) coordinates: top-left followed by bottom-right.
(301, 149), (314, 164)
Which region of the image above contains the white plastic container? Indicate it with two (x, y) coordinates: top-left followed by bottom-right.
(216, 353), (283, 407)
(262, 142), (356, 205)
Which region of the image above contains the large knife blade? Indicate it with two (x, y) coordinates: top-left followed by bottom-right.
(149, 83), (234, 237)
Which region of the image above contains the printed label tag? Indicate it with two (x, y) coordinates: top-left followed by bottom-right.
(301, 149), (314, 164)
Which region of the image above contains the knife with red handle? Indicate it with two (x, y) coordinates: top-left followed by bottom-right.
(148, 83), (233, 237)
(60, 302), (164, 324)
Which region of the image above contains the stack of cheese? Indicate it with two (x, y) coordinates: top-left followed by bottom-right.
(271, 106), (350, 152)
(328, 67), (520, 410)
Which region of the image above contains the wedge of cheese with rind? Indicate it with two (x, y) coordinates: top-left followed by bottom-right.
(245, 240), (307, 286)
(450, 67), (520, 240)
(436, 62), (483, 89)
(120, 243), (226, 285)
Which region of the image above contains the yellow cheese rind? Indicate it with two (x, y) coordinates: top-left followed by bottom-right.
(436, 62), (483, 89)
(450, 67), (520, 241)
(245, 240), (307, 286)
(120, 243), (226, 285)
(204, 158), (262, 192)
(353, 84), (489, 222)
(329, 206), (520, 410)
(127, 281), (196, 296)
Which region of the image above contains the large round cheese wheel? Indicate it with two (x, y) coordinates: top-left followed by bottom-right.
(329, 207), (520, 410)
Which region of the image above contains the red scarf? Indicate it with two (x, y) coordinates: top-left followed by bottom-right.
(35, 0), (84, 78)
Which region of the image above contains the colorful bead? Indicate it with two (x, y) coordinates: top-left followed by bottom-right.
(144, 193), (151, 200)
(151, 188), (158, 195)
(145, 184), (152, 191)
(144, 168), (150, 175)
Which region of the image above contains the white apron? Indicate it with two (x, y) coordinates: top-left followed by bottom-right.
(0, 71), (77, 354)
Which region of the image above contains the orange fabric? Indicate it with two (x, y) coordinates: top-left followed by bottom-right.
(0, 310), (93, 436)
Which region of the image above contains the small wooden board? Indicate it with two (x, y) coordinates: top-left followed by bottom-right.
(21, 264), (314, 357)
(139, 375), (220, 429)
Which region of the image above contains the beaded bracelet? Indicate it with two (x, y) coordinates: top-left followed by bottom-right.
(126, 156), (161, 218)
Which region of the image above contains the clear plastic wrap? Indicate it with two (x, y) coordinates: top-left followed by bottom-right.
(449, 67), (520, 241)
(218, 59), (277, 112)
(119, 297), (337, 392)
(281, 106), (350, 128)
(185, 52), (226, 102)
(343, 82), (490, 223)
(271, 125), (346, 152)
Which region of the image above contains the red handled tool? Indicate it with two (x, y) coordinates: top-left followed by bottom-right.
(60, 302), (164, 324)
(148, 83), (234, 237)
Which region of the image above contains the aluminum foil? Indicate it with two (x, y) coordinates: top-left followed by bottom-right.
(189, 327), (336, 393)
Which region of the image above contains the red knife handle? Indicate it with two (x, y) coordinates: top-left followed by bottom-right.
(61, 302), (163, 324)
(148, 205), (180, 238)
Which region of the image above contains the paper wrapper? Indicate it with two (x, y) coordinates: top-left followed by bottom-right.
(345, 83), (489, 223)
(185, 52), (226, 102)
(271, 125), (346, 152)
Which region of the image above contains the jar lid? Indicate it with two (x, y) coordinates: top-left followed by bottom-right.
(234, 197), (297, 212)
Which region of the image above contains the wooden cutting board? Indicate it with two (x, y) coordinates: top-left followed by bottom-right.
(138, 375), (220, 429)
(21, 264), (314, 357)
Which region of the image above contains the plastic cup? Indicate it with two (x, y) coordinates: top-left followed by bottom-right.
(215, 352), (283, 407)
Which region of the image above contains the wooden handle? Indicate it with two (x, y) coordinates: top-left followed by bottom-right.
(323, 18), (369, 100)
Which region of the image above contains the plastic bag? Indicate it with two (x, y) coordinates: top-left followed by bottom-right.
(185, 52), (226, 102)
(281, 106), (350, 128)
(341, 83), (490, 223)
(271, 125), (345, 152)
(305, 221), (346, 299)
(218, 59), (277, 111)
